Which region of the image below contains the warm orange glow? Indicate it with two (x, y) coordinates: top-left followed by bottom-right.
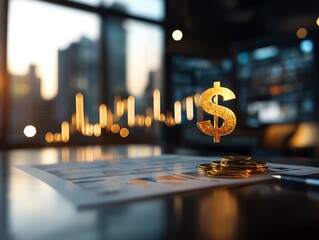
(170, 118), (175, 126)
(94, 123), (101, 137)
(186, 96), (194, 120)
(120, 128), (129, 138)
(154, 146), (161, 156)
(93, 146), (102, 160)
(47, 88), (219, 142)
(199, 189), (238, 239)
(153, 89), (161, 120)
(83, 115), (90, 135)
(111, 124), (120, 133)
(45, 132), (54, 143)
(296, 28), (307, 39)
(107, 109), (113, 131)
(174, 101), (182, 124)
(165, 112), (175, 127)
(194, 93), (201, 107)
(269, 85), (283, 95)
(116, 99), (124, 117)
(84, 124), (89, 136)
(113, 96), (121, 120)
(86, 124), (94, 136)
(70, 114), (76, 134)
(137, 115), (145, 127)
(114, 96), (120, 112)
(85, 147), (94, 162)
(159, 113), (165, 122)
(61, 147), (70, 162)
(71, 113), (76, 127)
(75, 93), (84, 132)
(289, 123), (319, 148)
(61, 121), (69, 142)
(317, 18), (319, 26)
(127, 96), (135, 127)
(54, 133), (61, 142)
(145, 116), (152, 127)
(99, 104), (107, 128)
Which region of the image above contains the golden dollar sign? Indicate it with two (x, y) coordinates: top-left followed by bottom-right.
(196, 82), (237, 142)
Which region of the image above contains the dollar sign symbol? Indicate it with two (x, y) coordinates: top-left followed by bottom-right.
(196, 82), (237, 142)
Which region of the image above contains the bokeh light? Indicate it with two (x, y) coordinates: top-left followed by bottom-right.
(23, 125), (37, 137)
(296, 28), (307, 39)
(172, 30), (183, 41)
(120, 128), (129, 138)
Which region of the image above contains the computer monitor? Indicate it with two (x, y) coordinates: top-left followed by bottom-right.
(236, 39), (318, 127)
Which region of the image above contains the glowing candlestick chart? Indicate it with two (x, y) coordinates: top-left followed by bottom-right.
(45, 90), (203, 143)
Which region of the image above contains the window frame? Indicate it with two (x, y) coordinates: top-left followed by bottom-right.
(1, 0), (167, 149)
(0, 0), (9, 149)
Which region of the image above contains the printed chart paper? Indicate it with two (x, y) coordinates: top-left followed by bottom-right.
(18, 155), (319, 207)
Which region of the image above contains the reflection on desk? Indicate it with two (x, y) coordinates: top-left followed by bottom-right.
(2, 145), (319, 240)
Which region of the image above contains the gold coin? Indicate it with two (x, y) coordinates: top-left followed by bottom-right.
(199, 156), (268, 178)
(221, 156), (252, 166)
(221, 160), (248, 166)
(221, 161), (266, 169)
(222, 160), (265, 165)
(221, 155), (252, 161)
(205, 170), (251, 178)
(209, 166), (252, 174)
(211, 161), (222, 166)
(198, 163), (212, 169)
(198, 164), (213, 172)
(250, 167), (269, 174)
(218, 165), (252, 171)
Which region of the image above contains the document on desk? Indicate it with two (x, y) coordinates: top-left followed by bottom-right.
(18, 155), (319, 208)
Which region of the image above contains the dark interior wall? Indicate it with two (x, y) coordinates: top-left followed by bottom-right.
(167, 0), (319, 56)
(164, 0), (319, 157)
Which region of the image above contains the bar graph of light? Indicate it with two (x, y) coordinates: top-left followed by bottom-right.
(46, 91), (203, 143)
(153, 89), (161, 121)
(186, 96), (194, 120)
(117, 100), (124, 117)
(99, 104), (107, 128)
(75, 93), (84, 132)
(174, 101), (182, 124)
(107, 109), (113, 132)
(94, 123), (101, 137)
(61, 121), (69, 142)
(127, 96), (135, 127)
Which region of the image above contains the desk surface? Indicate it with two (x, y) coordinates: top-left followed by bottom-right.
(1, 145), (319, 240)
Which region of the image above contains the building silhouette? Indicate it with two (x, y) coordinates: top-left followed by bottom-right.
(104, 3), (128, 105)
(57, 37), (100, 124)
(10, 65), (54, 142)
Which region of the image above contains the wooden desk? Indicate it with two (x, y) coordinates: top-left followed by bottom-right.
(1, 145), (319, 240)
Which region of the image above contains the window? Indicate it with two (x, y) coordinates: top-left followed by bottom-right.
(105, 17), (163, 106)
(103, 0), (165, 21)
(103, 17), (164, 139)
(7, 0), (164, 146)
(70, 0), (165, 21)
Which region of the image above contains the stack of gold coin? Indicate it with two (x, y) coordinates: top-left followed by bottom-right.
(198, 156), (268, 178)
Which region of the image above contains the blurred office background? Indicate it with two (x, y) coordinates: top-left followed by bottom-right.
(1, 0), (319, 157)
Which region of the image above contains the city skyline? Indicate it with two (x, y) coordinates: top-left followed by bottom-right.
(8, 0), (163, 100)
